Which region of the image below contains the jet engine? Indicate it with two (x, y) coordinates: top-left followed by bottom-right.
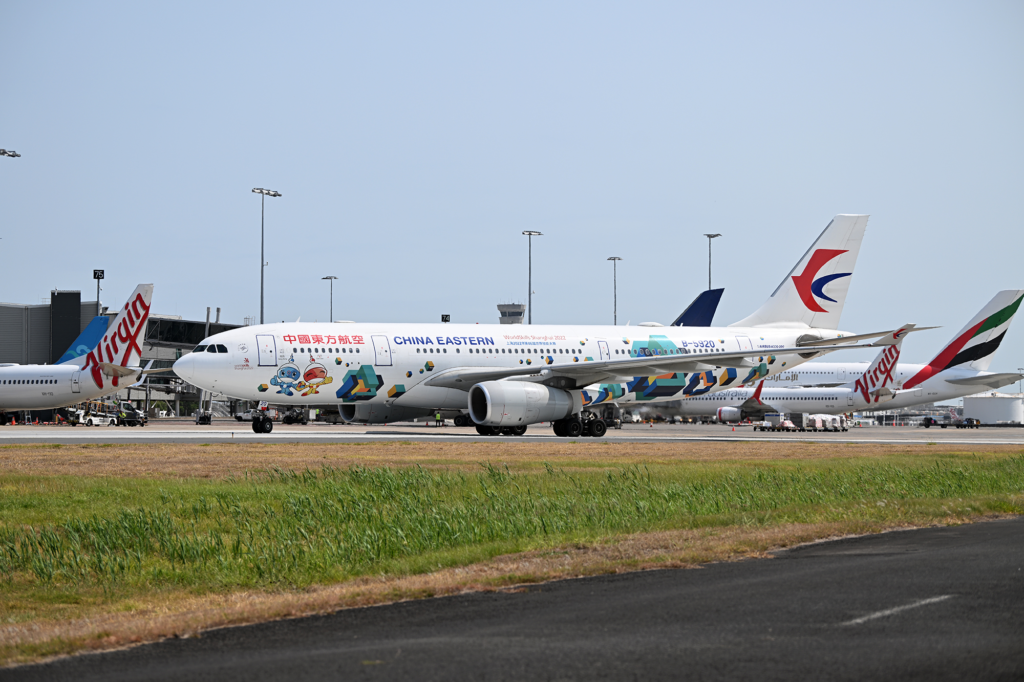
(339, 403), (432, 424)
(468, 381), (575, 426)
(716, 407), (743, 423)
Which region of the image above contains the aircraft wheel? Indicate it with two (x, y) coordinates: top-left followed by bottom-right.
(499, 427), (514, 436)
(513, 425), (527, 436)
(553, 421), (567, 437)
(565, 420), (583, 438)
(476, 425), (494, 436)
(260, 417), (274, 434)
(587, 420), (607, 438)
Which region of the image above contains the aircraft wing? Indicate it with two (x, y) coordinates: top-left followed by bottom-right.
(944, 373), (1024, 390)
(424, 342), (882, 391)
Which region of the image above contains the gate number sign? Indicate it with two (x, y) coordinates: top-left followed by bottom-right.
(93, 270), (104, 280)
(441, 314), (450, 323)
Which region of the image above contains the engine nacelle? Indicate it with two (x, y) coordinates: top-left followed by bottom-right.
(339, 403), (433, 424)
(468, 381), (575, 426)
(716, 406), (743, 423)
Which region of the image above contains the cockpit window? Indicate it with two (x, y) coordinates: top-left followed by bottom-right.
(193, 345), (207, 353)
(206, 346), (217, 353)
(216, 344), (228, 353)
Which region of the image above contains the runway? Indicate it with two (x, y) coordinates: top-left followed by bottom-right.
(6, 517), (1021, 681)
(1, 420), (1023, 445)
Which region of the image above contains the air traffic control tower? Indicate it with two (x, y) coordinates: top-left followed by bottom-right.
(497, 303), (525, 324)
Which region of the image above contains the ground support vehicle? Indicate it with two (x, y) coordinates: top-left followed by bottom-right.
(754, 415), (798, 432)
(280, 408), (309, 425)
(955, 418), (980, 429)
(922, 417), (950, 429)
(116, 402), (147, 427)
(235, 408), (279, 422)
(73, 400), (120, 427)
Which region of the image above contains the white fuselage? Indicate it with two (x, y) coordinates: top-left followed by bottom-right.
(175, 322), (852, 414)
(648, 365), (1005, 418)
(0, 364), (119, 411)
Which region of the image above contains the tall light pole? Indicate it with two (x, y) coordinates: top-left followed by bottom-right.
(703, 233), (721, 290)
(1017, 367), (1023, 395)
(252, 188), (282, 324)
(607, 257), (622, 325)
(522, 231), (542, 324)
(322, 276), (338, 321)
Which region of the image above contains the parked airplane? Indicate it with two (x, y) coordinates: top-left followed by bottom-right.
(655, 290), (1024, 421)
(176, 214), (926, 436)
(0, 284), (154, 421)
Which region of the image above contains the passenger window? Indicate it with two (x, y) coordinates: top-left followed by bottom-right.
(194, 345), (207, 353)
(417, 348), (421, 353)
(216, 345), (228, 353)
(443, 349), (447, 353)
(356, 349), (359, 353)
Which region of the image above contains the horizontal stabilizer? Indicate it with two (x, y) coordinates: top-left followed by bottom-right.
(98, 362), (140, 378)
(796, 325), (937, 347)
(944, 373), (1024, 390)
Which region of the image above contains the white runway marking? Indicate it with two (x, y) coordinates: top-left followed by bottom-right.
(841, 595), (953, 626)
(0, 429), (1022, 445)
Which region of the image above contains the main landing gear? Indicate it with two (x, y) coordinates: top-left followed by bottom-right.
(552, 413), (608, 438)
(475, 425), (528, 437)
(251, 414), (273, 434)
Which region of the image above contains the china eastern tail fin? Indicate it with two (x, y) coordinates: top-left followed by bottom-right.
(75, 284), (154, 390)
(56, 316), (110, 365)
(729, 214), (868, 330)
(904, 290), (1024, 389)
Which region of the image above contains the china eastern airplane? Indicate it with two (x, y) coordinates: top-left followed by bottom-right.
(0, 284), (154, 421)
(651, 290), (1024, 422)
(177, 214), (929, 437)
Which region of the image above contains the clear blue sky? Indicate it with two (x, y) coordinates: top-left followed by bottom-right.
(2, 1), (1022, 372)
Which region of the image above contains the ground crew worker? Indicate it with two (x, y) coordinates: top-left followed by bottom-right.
(436, 410), (443, 427)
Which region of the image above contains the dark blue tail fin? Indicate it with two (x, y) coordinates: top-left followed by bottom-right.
(672, 289), (724, 327)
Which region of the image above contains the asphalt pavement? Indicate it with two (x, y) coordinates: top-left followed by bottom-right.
(1, 421), (1022, 445)
(5, 518), (1022, 681)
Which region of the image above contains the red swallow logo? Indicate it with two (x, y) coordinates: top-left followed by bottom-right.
(791, 249), (850, 313)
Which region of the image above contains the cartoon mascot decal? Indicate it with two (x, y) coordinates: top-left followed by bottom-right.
(300, 356), (333, 396)
(270, 360), (303, 396)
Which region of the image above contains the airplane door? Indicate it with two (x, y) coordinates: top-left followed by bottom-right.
(256, 335), (277, 367)
(598, 340), (610, 361)
(735, 336), (753, 352)
(71, 371), (81, 394)
(847, 395), (854, 407)
(837, 368), (846, 381)
(372, 335), (393, 366)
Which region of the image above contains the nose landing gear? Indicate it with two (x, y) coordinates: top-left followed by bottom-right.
(251, 414), (273, 433)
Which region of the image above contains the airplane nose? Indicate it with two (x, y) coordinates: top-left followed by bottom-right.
(173, 354), (194, 382)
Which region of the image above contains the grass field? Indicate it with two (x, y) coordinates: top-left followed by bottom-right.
(1, 441), (1022, 665)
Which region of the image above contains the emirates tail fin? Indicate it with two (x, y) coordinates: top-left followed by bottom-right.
(904, 290), (1024, 389)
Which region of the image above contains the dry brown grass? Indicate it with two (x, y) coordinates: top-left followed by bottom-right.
(2, 516), (991, 666)
(1, 441), (1020, 479)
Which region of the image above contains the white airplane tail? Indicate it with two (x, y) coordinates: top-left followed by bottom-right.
(904, 289), (1024, 388)
(75, 284), (154, 390)
(729, 214), (868, 330)
(846, 325), (907, 406)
